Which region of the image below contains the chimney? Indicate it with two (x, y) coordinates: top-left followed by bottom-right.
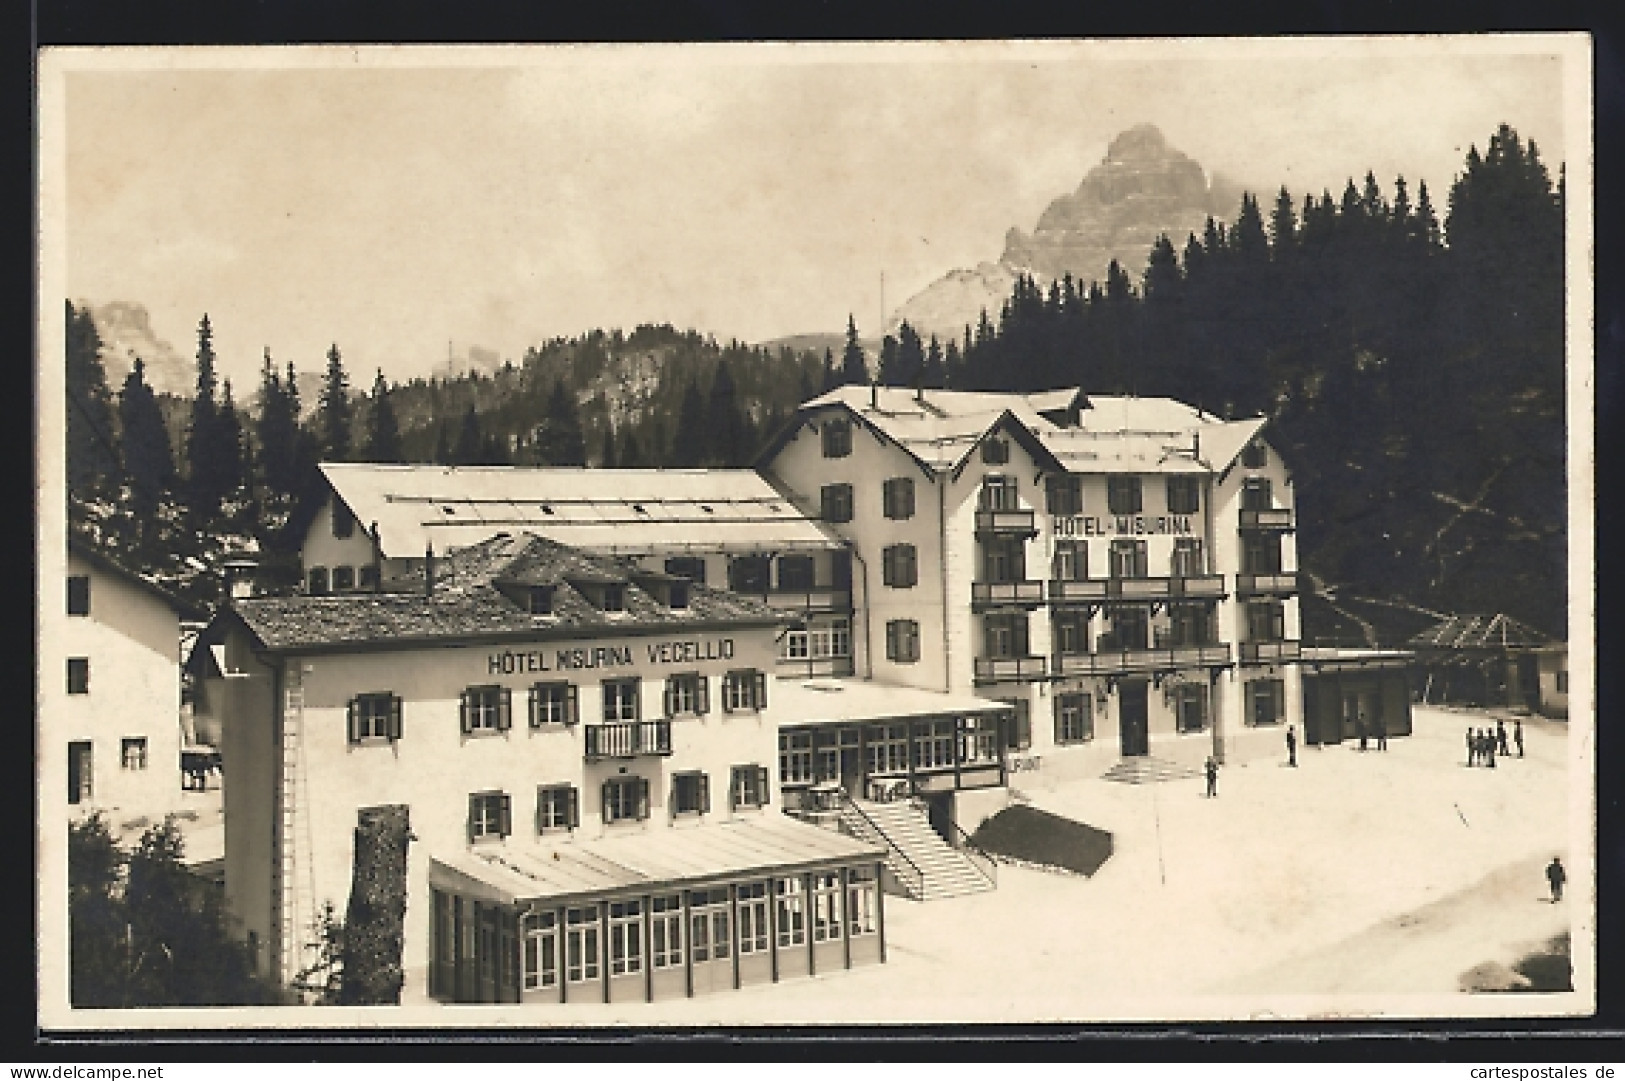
(870, 381), (878, 410)
(222, 559), (257, 600)
(915, 382), (924, 403)
(424, 542), (436, 599)
(1192, 431), (1201, 460)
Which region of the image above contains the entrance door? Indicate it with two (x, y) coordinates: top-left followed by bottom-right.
(1119, 680), (1149, 756)
(839, 747), (861, 799)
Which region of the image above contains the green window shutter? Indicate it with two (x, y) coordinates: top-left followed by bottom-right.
(636, 777), (650, 820)
(756, 766), (770, 806)
(568, 786), (580, 828)
(528, 685), (540, 728)
(664, 678), (676, 718)
(389, 696), (403, 741)
(631, 679), (641, 721)
(753, 671), (767, 710)
(459, 690), (471, 735)
(565, 684), (578, 724)
(347, 699), (358, 743)
(700, 773), (711, 814)
(497, 686), (513, 731)
(499, 792), (512, 837)
(697, 675), (710, 715)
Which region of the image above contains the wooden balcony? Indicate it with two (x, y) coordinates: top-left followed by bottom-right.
(1053, 645), (1231, 677)
(1048, 578), (1109, 604)
(763, 587), (853, 614)
(1238, 640), (1302, 663)
(973, 655), (1048, 684)
(774, 655), (855, 678)
(971, 579), (1045, 610)
(1171, 575), (1226, 598)
(1239, 507), (1295, 531)
(1236, 572), (1298, 596)
(1106, 576), (1172, 600)
(974, 508), (1038, 537)
(583, 720), (673, 762)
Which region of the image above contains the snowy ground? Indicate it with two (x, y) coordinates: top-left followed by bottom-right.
(437, 705), (1582, 1026)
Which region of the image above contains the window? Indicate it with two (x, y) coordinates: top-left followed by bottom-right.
(599, 584), (625, 613)
(1174, 684), (1209, 732)
(536, 784), (579, 831)
(727, 555), (771, 594)
(822, 418), (852, 458)
(460, 685), (512, 734)
(358, 565), (379, 590)
(1169, 604), (1215, 647)
(1109, 606), (1150, 651)
(663, 673), (709, 717)
(912, 719), (956, 770)
(1556, 671), (1569, 694)
(667, 581), (689, 610)
(307, 567), (329, 595)
(690, 888), (731, 963)
(565, 906), (601, 983)
(650, 895), (684, 970)
(779, 731), (814, 786)
(820, 483), (854, 523)
(777, 554), (816, 591)
(1166, 476), (1202, 515)
(1247, 678), (1286, 726)
(1242, 439), (1268, 468)
(1107, 476), (1142, 515)
(1002, 699), (1033, 751)
(979, 475), (1019, 511)
(722, 669), (768, 712)
(982, 537), (1026, 583)
(738, 882), (770, 955)
(331, 565), (355, 592)
(1046, 475), (1083, 516)
(67, 658), (89, 695)
(781, 629), (809, 661)
(983, 613), (1030, 658)
(848, 868), (879, 938)
(332, 501), (355, 538)
(525, 586), (554, 615)
(1109, 539), (1148, 579)
(867, 723), (910, 776)
(882, 544), (918, 588)
(810, 618), (851, 659)
(811, 873), (843, 943)
(120, 737), (148, 770)
(885, 620), (920, 663)
(1052, 540), (1087, 581)
(1054, 612), (1090, 655)
(981, 437), (1010, 465)
(776, 877), (806, 949)
(602, 776), (650, 823)
(730, 764), (770, 810)
(67, 575), (90, 616)
(522, 911), (559, 991)
(1242, 533), (1282, 575)
(1247, 599), (1286, 642)
(348, 693), (402, 742)
(672, 771), (710, 816)
(530, 681), (577, 726)
(1055, 694), (1093, 744)
(601, 678), (641, 722)
(882, 476), (916, 519)
(1242, 477), (1273, 511)
(962, 714), (1000, 763)
(1171, 538), (1204, 578)
(664, 556), (707, 585)
(67, 741), (92, 805)
(468, 791), (512, 841)
(608, 900), (643, 977)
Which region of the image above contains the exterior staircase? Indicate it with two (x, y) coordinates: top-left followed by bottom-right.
(1099, 755), (1202, 785)
(837, 797), (997, 902)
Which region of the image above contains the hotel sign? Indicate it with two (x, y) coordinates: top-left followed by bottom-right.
(1054, 514), (1195, 537)
(487, 637), (736, 675)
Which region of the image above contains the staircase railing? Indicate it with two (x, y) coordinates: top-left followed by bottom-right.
(944, 818), (998, 888)
(833, 790), (925, 900)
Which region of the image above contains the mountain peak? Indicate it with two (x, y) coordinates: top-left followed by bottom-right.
(1105, 123), (1170, 161)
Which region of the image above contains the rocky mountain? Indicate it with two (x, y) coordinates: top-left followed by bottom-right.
(892, 124), (1244, 340)
(80, 300), (195, 397)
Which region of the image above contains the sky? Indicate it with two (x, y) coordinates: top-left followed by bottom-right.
(50, 38), (1574, 390)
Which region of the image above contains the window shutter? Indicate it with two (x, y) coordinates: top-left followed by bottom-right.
(528, 686), (540, 728)
(696, 675), (710, 715)
(499, 792), (512, 837)
(535, 788), (545, 835)
(347, 699), (358, 744)
(630, 679), (641, 721)
(663, 678), (676, 719)
(497, 686), (513, 731)
(1134, 540), (1148, 578)
(1272, 604), (1286, 640)
(466, 798), (476, 844)
(565, 684), (578, 725)
(389, 696), (403, 741)
(722, 676), (736, 713)
(728, 770), (739, 811)
(568, 786), (580, 828)
(459, 691), (471, 735)
(753, 671), (768, 710)
(1273, 680), (1286, 721)
(904, 479), (915, 517)
(636, 777), (650, 820)
(756, 766), (770, 806)
(601, 780), (613, 822)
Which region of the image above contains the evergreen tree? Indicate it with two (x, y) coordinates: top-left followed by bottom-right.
(893, 322), (926, 387)
(184, 314), (226, 523)
(117, 359), (172, 532)
(534, 379), (586, 465)
(362, 369), (403, 463)
(255, 351), (297, 498)
(1413, 179), (1441, 247)
(670, 378), (707, 467)
(705, 360), (749, 467)
(618, 426), (645, 468)
(821, 347), (837, 392)
(1232, 192), (1269, 260)
(600, 423), (618, 468)
(922, 336), (945, 388)
(217, 378), (246, 505)
(66, 301), (119, 499)
(1143, 235), (1182, 299)
(1269, 187), (1298, 254)
(876, 333), (901, 386)
(943, 338), (964, 389)
(839, 314), (868, 385)
(452, 404), (482, 466)
(319, 344), (352, 462)
(432, 422), (451, 466)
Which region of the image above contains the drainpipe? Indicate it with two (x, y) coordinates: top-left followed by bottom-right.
(850, 545), (874, 679)
(1204, 469), (1224, 766)
(938, 469), (952, 693)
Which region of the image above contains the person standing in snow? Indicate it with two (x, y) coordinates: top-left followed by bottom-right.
(1204, 755), (1218, 798)
(1466, 727), (1476, 766)
(1515, 718), (1525, 758)
(1496, 719), (1510, 758)
(1546, 856), (1566, 903)
(1286, 725), (1298, 767)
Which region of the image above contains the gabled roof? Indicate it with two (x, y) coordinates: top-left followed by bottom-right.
(67, 535), (205, 620)
(1407, 613), (1553, 652)
(317, 464), (843, 560)
(216, 532), (783, 654)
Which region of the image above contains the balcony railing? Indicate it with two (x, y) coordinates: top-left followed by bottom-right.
(1107, 576), (1172, 599)
(1048, 578), (1109, 604)
(583, 720), (673, 762)
(763, 587), (853, 613)
(1236, 572), (1298, 595)
(774, 655), (855, 678)
(1239, 507), (1295, 531)
(1238, 640), (1302, 663)
(1171, 575), (1226, 598)
(971, 579), (1045, 610)
(1053, 645), (1231, 677)
(973, 655), (1048, 684)
(974, 508), (1038, 537)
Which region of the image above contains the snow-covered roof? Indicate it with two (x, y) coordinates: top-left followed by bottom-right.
(318, 464), (844, 560)
(772, 677), (1014, 726)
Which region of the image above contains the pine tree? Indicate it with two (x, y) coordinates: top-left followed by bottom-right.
(876, 333), (901, 386)
(705, 360), (748, 467)
(821, 347), (837, 392)
(184, 314), (225, 523)
(1232, 193), (1269, 260)
(1143, 235), (1182, 299)
(319, 344), (352, 462)
(922, 336), (945, 388)
(452, 404), (482, 466)
(362, 369), (402, 463)
(839, 314), (868, 385)
(217, 378), (246, 507)
(1269, 186), (1298, 254)
(534, 379), (586, 465)
(600, 423), (618, 469)
(1414, 179), (1441, 247)
(117, 359), (172, 527)
(255, 351), (294, 498)
(66, 301), (119, 500)
(618, 426), (645, 469)
(670, 378), (707, 467)
(432, 422), (451, 465)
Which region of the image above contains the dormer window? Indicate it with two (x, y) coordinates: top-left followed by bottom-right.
(668, 581), (690, 610)
(982, 437), (1010, 465)
(527, 586), (554, 615)
(1242, 440), (1268, 468)
(601, 584), (625, 613)
(822, 418), (852, 458)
